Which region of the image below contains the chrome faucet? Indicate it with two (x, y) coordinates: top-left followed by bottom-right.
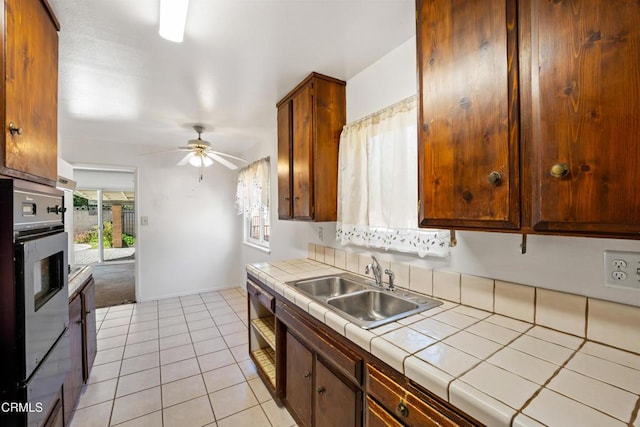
(365, 255), (383, 287)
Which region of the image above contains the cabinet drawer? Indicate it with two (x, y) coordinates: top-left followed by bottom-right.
(366, 396), (403, 427)
(366, 364), (465, 427)
(247, 279), (275, 313)
(278, 301), (362, 384)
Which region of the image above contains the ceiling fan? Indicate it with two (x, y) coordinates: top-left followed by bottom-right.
(145, 124), (247, 181)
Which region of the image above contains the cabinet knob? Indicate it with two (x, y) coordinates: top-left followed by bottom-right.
(294, 196), (300, 201)
(316, 386), (325, 394)
(284, 197), (290, 201)
(550, 163), (570, 178)
(8, 122), (22, 136)
(487, 171), (502, 185)
(303, 371), (311, 378)
(396, 402), (409, 418)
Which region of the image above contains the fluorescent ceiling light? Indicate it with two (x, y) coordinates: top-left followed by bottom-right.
(159, 0), (189, 43)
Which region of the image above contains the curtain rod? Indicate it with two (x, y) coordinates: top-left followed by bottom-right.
(345, 93), (417, 128)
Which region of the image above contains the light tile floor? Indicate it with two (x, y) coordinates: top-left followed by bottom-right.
(70, 288), (297, 427)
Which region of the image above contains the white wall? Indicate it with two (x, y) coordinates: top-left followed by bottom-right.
(62, 141), (242, 301)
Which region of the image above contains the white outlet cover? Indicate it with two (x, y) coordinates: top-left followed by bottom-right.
(604, 250), (640, 290)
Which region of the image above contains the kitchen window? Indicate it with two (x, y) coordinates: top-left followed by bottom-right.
(236, 157), (271, 250)
(337, 95), (449, 257)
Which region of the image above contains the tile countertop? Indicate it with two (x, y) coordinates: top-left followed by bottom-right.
(246, 259), (640, 427)
(68, 265), (93, 300)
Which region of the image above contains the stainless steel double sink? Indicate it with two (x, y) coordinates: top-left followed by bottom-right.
(287, 272), (442, 329)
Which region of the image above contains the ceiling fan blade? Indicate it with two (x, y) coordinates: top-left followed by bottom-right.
(208, 150), (248, 163)
(177, 152), (195, 166)
(207, 153), (238, 170)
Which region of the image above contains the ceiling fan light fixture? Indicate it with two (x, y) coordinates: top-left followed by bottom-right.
(189, 154), (203, 167)
(159, 0), (189, 43)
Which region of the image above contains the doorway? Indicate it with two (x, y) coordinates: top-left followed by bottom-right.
(72, 169), (136, 308)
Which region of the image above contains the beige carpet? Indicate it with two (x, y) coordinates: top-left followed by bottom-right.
(93, 262), (136, 308)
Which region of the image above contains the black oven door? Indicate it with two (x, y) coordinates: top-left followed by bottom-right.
(15, 231), (69, 381)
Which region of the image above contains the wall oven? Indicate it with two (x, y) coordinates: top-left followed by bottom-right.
(0, 179), (70, 427)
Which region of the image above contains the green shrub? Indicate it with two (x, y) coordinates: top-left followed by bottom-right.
(74, 221), (113, 248)
(123, 234), (136, 247)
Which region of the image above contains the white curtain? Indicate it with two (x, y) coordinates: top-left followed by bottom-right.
(337, 95), (450, 258)
(235, 157), (270, 215)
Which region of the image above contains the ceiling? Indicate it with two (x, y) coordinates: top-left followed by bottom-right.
(50, 0), (415, 158)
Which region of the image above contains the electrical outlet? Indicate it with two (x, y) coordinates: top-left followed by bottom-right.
(604, 250), (640, 290)
(140, 216), (149, 226)
(612, 259), (627, 269)
(611, 271), (627, 281)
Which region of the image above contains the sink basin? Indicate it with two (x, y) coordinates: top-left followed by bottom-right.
(326, 290), (442, 329)
(327, 290), (418, 321)
(293, 276), (366, 298)
(287, 273), (443, 329)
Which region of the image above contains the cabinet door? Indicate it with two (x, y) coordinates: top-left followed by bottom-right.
(63, 295), (83, 424)
(417, 0), (520, 230)
(42, 390), (64, 427)
(292, 83), (314, 220)
(4, 0), (58, 184)
(285, 332), (313, 427)
(82, 279), (97, 380)
(315, 357), (361, 427)
(277, 101), (293, 219)
(525, 0), (640, 234)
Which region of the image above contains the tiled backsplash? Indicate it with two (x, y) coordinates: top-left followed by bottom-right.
(308, 243), (640, 355)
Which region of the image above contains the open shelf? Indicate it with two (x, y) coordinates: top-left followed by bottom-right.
(251, 347), (276, 387)
(250, 316), (276, 350)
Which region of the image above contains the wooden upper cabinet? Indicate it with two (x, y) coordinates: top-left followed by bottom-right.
(2, 0), (59, 186)
(276, 73), (346, 222)
(523, 0), (640, 235)
(417, 0), (520, 230)
(277, 101), (293, 219)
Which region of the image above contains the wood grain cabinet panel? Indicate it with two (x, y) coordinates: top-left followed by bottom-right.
(418, 0), (640, 238)
(2, 0), (59, 185)
(63, 276), (97, 424)
(63, 295), (83, 424)
(523, 0), (640, 234)
(276, 73), (346, 221)
(315, 357), (360, 427)
(285, 331), (313, 427)
(417, 0), (520, 230)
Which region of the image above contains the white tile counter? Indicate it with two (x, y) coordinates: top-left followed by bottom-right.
(247, 258), (640, 427)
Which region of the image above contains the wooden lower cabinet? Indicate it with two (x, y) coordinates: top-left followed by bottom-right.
(43, 389), (64, 427)
(283, 329), (362, 427)
(366, 364), (472, 427)
(81, 279), (97, 378)
(285, 332), (313, 425)
(315, 357), (360, 427)
(284, 320), (362, 427)
(366, 396), (403, 427)
(63, 276), (97, 425)
(63, 295), (83, 424)
(249, 274), (480, 427)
